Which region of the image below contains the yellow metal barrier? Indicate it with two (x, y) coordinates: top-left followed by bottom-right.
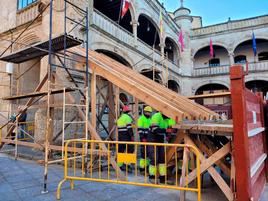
(57, 139), (201, 201)
(18, 121), (35, 140)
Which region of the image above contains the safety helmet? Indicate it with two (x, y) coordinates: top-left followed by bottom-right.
(122, 105), (131, 112)
(144, 106), (153, 113)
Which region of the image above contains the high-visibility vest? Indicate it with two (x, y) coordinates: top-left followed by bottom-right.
(117, 113), (132, 132)
(138, 115), (151, 129)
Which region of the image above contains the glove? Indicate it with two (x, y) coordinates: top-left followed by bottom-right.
(10, 114), (16, 122)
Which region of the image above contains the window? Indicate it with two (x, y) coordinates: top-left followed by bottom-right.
(18, 0), (37, 10)
(258, 52), (268, 61)
(209, 58), (220, 67)
(235, 55), (247, 64)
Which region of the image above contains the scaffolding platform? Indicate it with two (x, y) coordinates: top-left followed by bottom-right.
(0, 34), (83, 64)
(2, 88), (75, 100)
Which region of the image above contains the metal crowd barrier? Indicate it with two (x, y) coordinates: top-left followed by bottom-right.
(57, 139), (201, 201)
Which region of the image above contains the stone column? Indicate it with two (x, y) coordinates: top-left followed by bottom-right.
(229, 52), (234, 66)
(160, 43), (165, 60)
(131, 20), (139, 47)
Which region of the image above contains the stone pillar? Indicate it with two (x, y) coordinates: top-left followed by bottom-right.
(160, 43), (165, 60)
(131, 20), (139, 47)
(229, 52), (235, 65)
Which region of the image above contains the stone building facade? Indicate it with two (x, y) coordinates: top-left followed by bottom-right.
(0, 0), (268, 124)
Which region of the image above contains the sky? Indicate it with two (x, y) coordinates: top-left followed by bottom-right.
(159, 0), (268, 26)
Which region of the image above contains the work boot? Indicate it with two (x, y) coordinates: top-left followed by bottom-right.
(159, 176), (166, 184)
(148, 175), (157, 184)
(127, 165), (133, 173)
(159, 176), (174, 185)
(139, 167), (145, 173)
(120, 164), (126, 171)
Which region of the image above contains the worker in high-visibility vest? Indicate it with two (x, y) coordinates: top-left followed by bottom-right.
(148, 112), (176, 184)
(117, 105), (134, 172)
(138, 106), (153, 173)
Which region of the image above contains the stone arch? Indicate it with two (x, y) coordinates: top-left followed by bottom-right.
(14, 32), (41, 51)
(245, 79), (268, 95)
(192, 42), (229, 58)
(164, 36), (180, 64)
(167, 80), (181, 93)
(137, 13), (160, 49)
(139, 68), (163, 83)
(193, 44), (229, 68)
(233, 36), (268, 53)
(93, 0), (134, 33)
(91, 42), (135, 67)
(193, 80), (230, 95)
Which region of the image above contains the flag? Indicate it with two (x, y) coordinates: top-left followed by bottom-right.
(178, 31), (185, 52)
(159, 10), (164, 39)
(210, 38), (214, 58)
(252, 32), (257, 57)
(121, 0), (130, 19)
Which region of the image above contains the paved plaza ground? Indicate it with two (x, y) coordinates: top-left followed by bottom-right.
(0, 153), (267, 201)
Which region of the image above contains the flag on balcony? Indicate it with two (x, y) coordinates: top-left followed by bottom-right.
(210, 38), (214, 58)
(252, 32), (257, 57)
(178, 31), (185, 52)
(121, 0), (130, 19)
(159, 10), (164, 39)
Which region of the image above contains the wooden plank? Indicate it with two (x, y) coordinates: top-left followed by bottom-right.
(90, 62), (185, 121)
(175, 123), (233, 134)
(187, 92), (231, 99)
(185, 135), (233, 201)
(186, 142), (231, 185)
(73, 47), (217, 120)
(167, 131), (185, 163)
(2, 87), (74, 100)
(194, 138), (231, 177)
(91, 67), (96, 130)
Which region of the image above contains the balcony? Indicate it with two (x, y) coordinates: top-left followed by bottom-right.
(192, 61), (268, 77)
(92, 10), (180, 74)
(192, 15), (268, 37)
(16, 1), (41, 27)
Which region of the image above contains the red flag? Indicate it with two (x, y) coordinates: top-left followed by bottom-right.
(178, 31), (185, 52)
(210, 38), (214, 58)
(121, 0), (130, 19)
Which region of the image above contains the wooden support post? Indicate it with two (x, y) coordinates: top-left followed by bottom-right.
(114, 86), (119, 141)
(108, 83), (115, 137)
(179, 136), (189, 201)
(91, 67), (96, 131)
(134, 98), (139, 142)
(185, 135), (233, 201)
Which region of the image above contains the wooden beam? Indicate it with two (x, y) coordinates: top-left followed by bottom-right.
(187, 92), (231, 99)
(174, 123), (233, 134)
(185, 135), (233, 201)
(186, 142), (231, 185)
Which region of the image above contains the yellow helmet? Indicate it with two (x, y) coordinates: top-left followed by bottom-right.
(144, 106), (153, 113)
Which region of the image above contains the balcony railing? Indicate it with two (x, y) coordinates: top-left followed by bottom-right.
(192, 15), (268, 37)
(192, 61), (268, 77)
(92, 10), (180, 73)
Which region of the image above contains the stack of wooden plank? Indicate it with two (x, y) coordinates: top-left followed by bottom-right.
(73, 47), (218, 122)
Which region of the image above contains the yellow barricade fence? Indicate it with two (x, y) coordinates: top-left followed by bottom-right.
(57, 139), (201, 201)
(18, 121), (35, 140)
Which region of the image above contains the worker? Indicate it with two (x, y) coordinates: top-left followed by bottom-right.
(117, 105), (134, 173)
(138, 106), (153, 173)
(148, 112), (176, 184)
